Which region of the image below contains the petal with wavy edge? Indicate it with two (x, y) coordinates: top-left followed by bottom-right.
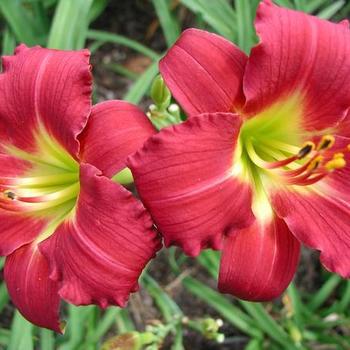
(79, 100), (156, 178)
(0, 45), (92, 157)
(243, 0), (350, 131)
(128, 113), (254, 256)
(4, 243), (62, 332)
(271, 183), (350, 278)
(160, 29), (247, 117)
(218, 215), (300, 301)
(40, 163), (160, 308)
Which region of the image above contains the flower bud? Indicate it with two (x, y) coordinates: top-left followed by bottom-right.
(151, 75), (171, 110)
(101, 331), (156, 350)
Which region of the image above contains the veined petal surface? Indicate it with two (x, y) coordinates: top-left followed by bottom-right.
(160, 29), (247, 117)
(4, 243), (62, 332)
(243, 0), (350, 131)
(272, 147), (350, 279)
(40, 164), (160, 308)
(218, 215), (300, 301)
(0, 45), (92, 157)
(0, 153), (48, 255)
(79, 101), (156, 178)
(128, 113), (254, 256)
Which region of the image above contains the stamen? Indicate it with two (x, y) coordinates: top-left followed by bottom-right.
(306, 155), (323, 171)
(244, 132), (348, 188)
(317, 135), (335, 151)
(297, 142), (315, 159)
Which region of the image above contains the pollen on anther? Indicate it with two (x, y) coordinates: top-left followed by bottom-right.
(325, 157), (346, 171)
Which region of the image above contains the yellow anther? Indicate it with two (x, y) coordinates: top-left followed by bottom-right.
(297, 141), (315, 159)
(347, 144), (350, 152)
(317, 135), (335, 151)
(307, 156), (323, 171)
(334, 152), (345, 159)
(325, 158), (346, 171)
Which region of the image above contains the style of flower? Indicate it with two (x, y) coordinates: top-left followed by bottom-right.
(0, 45), (160, 331)
(128, 0), (350, 301)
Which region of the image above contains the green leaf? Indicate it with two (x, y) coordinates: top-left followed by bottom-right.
(40, 328), (55, 350)
(124, 60), (160, 104)
(0, 282), (9, 313)
(180, 0), (237, 41)
(0, 0), (46, 45)
(234, 0), (256, 52)
(273, 0), (294, 8)
(59, 305), (95, 350)
(8, 311), (34, 350)
(183, 277), (262, 339)
(47, 0), (94, 49)
(152, 0), (180, 46)
(88, 0), (109, 23)
(307, 274), (342, 311)
(305, 0), (331, 13)
(2, 27), (16, 55)
(88, 308), (121, 343)
(87, 30), (160, 60)
(316, 0), (345, 19)
(142, 273), (182, 322)
(240, 302), (296, 350)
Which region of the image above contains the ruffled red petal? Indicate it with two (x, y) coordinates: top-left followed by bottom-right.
(79, 100), (156, 178)
(160, 29), (247, 117)
(243, 0), (350, 131)
(40, 163), (160, 308)
(0, 45), (92, 157)
(271, 162), (350, 278)
(4, 243), (62, 332)
(218, 215), (300, 301)
(128, 113), (254, 256)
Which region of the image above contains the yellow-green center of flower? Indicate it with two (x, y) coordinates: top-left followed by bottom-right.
(0, 126), (80, 242)
(234, 94), (348, 221)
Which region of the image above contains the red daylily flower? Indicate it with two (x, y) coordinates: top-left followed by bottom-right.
(0, 45), (161, 331)
(128, 0), (350, 301)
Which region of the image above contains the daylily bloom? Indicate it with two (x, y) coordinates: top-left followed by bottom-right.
(128, 0), (350, 301)
(0, 45), (160, 331)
